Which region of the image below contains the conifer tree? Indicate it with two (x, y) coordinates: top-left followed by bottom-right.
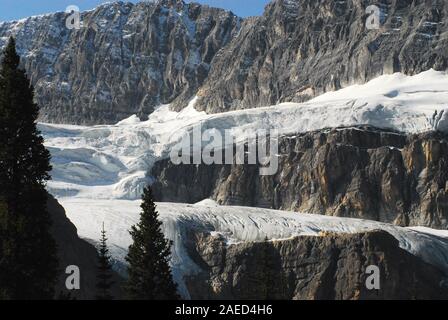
(125, 186), (179, 300)
(96, 223), (114, 300)
(0, 37), (58, 299)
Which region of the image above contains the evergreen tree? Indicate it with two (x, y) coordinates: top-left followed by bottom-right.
(96, 223), (114, 300)
(0, 37), (58, 299)
(125, 186), (179, 300)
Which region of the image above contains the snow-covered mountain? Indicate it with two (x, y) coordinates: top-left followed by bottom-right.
(39, 68), (448, 299)
(1, 0), (447, 124)
(41, 69), (448, 202)
(5, 0), (446, 300)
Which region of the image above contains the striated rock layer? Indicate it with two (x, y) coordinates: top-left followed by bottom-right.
(0, 0), (241, 124)
(185, 230), (448, 300)
(151, 127), (448, 229)
(193, 0), (448, 113)
(2, 0), (448, 122)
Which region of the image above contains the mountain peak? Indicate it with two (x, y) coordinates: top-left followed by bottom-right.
(0, 0), (242, 125)
(158, 0), (186, 9)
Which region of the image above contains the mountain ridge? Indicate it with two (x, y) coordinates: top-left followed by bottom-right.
(1, 0), (448, 124)
(192, 0), (448, 113)
(0, 0), (242, 124)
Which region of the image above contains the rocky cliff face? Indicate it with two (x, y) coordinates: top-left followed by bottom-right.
(185, 230), (448, 300)
(3, 0), (447, 122)
(193, 0), (448, 113)
(151, 127), (448, 229)
(48, 196), (123, 299)
(0, 0), (241, 124)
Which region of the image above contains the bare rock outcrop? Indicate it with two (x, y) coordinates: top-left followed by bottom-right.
(194, 0), (448, 113)
(0, 0), (241, 124)
(151, 127), (448, 229)
(185, 230), (448, 300)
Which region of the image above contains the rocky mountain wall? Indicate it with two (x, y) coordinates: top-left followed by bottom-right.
(0, 0), (241, 124)
(152, 127), (448, 229)
(193, 0), (448, 113)
(185, 230), (448, 300)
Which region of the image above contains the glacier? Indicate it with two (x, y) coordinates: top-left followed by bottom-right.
(39, 70), (448, 298)
(41, 69), (448, 201)
(60, 198), (448, 299)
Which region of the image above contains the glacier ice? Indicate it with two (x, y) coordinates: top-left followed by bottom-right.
(60, 199), (448, 299)
(37, 70), (448, 299)
(41, 70), (448, 202)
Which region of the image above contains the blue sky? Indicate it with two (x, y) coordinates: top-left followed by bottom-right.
(0, 0), (271, 22)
